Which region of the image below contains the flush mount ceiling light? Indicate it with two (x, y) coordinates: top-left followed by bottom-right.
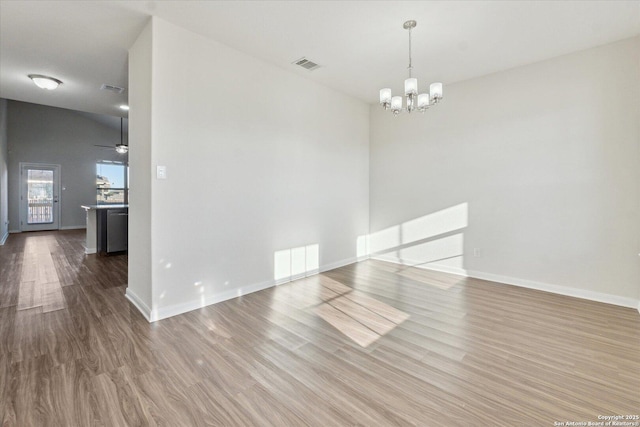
(119, 104), (129, 111)
(28, 74), (63, 90)
(379, 20), (443, 115)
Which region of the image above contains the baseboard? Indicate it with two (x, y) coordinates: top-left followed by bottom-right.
(149, 278), (276, 322)
(0, 231), (8, 245)
(146, 256), (359, 322)
(467, 268), (639, 309)
(84, 247), (96, 255)
(320, 256), (358, 274)
(60, 225), (86, 230)
(125, 288), (152, 322)
(373, 254), (465, 276)
(268, 257), (358, 288)
(9, 229), (20, 234)
(374, 255), (640, 310)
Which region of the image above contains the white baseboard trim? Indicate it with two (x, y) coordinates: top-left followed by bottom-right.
(145, 256), (359, 322)
(84, 247), (96, 255)
(371, 254), (465, 277)
(125, 288), (152, 322)
(467, 269), (639, 309)
(274, 277), (292, 286)
(320, 256), (359, 274)
(60, 225), (86, 230)
(374, 255), (640, 310)
(150, 278), (276, 322)
(0, 231), (8, 245)
(9, 229), (20, 234)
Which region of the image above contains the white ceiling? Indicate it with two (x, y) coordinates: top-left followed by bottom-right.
(1, 1), (639, 117)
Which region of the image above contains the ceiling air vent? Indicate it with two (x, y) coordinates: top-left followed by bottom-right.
(100, 84), (125, 94)
(292, 57), (321, 71)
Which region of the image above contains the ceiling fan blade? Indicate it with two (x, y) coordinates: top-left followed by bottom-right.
(94, 144), (114, 148)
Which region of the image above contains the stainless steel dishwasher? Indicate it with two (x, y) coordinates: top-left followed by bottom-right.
(106, 209), (128, 253)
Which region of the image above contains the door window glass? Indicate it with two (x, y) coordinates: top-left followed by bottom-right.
(27, 169), (54, 224)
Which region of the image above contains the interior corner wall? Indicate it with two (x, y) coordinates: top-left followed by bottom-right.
(369, 36), (640, 306)
(126, 18), (154, 318)
(6, 101), (126, 231)
(135, 17), (369, 320)
(0, 98), (8, 243)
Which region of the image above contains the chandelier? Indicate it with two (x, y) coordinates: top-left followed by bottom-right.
(379, 20), (443, 115)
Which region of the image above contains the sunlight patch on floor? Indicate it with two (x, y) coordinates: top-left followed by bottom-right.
(313, 276), (409, 348)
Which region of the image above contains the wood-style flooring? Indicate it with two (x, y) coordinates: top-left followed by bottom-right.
(1, 230), (639, 426)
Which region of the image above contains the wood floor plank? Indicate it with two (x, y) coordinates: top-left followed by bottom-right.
(91, 366), (156, 427)
(217, 341), (360, 426)
(3, 354), (53, 427)
(38, 359), (100, 426)
(16, 280), (41, 311)
(0, 352), (11, 425)
(0, 307), (16, 356)
(10, 307), (45, 364)
(0, 253), (21, 308)
(130, 367), (202, 426)
(183, 377), (259, 426)
(0, 230), (638, 427)
(41, 281), (66, 313)
(41, 309), (85, 367)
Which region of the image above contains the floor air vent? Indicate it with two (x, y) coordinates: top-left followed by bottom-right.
(292, 57), (321, 71)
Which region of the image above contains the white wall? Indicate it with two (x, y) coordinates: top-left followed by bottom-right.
(128, 18), (369, 320)
(126, 20), (154, 315)
(0, 99), (8, 243)
(370, 36), (640, 306)
(7, 101), (127, 231)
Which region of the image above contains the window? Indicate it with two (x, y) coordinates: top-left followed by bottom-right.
(96, 161), (128, 205)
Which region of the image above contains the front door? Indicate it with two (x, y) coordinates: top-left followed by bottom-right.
(20, 163), (60, 231)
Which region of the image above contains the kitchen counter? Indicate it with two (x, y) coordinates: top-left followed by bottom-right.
(82, 204), (129, 210)
(81, 204), (129, 254)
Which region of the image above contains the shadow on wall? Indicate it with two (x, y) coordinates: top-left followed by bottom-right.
(358, 202), (469, 280)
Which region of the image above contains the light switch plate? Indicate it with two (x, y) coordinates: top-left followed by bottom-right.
(157, 165), (167, 179)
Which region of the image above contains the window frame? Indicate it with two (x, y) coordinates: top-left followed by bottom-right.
(96, 160), (129, 205)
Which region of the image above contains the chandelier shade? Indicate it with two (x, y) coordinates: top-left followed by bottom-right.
(404, 78), (417, 95)
(380, 88), (392, 108)
(430, 82), (443, 102)
(417, 93), (430, 111)
(379, 20), (443, 115)
(391, 96), (403, 114)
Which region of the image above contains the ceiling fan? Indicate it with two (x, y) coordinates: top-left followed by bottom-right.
(95, 117), (128, 154)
